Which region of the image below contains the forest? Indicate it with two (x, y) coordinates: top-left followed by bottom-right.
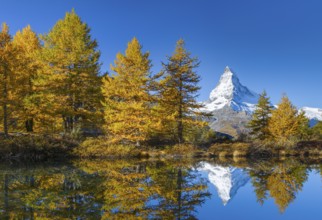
(1, 10), (322, 159)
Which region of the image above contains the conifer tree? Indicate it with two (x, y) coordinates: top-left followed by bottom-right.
(158, 39), (207, 144)
(0, 23), (16, 137)
(102, 38), (155, 145)
(248, 91), (273, 140)
(37, 10), (102, 134)
(312, 121), (322, 140)
(297, 111), (310, 140)
(268, 95), (307, 143)
(12, 25), (41, 132)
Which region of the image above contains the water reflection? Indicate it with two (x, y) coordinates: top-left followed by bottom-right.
(0, 160), (210, 219)
(198, 162), (250, 205)
(249, 161), (309, 213)
(0, 159), (320, 219)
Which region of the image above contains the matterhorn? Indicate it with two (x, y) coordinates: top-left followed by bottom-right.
(203, 66), (259, 114)
(202, 66), (259, 137)
(202, 66), (322, 137)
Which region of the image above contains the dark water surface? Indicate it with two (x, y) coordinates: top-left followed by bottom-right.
(0, 159), (320, 219)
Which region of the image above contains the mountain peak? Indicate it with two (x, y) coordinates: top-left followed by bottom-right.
(204, 67), (259, 113)
(224, 66), (232, 73)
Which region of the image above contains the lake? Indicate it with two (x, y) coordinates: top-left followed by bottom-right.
(0, 158), (320, 219)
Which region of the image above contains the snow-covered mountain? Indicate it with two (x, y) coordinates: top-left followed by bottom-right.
(198, 162), (250, 205)
(202, 66), (259, 114)
(300, 107), (322, 126)
(202, 66), (322, 137)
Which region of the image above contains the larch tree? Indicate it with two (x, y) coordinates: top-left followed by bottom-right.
(102, 38), (155, 145)
(0, 23), (16, 137)
(268, 95), (307, 143)
(12, 25), (41, 132)
(37, 10), (102, 134)
(158, 39), (207, 144)
(248, 91), (273, 140)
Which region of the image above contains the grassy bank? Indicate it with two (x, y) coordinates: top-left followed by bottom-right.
(1, 135), (322, 160)
(0, 134), (77, 160)
(206, 141), (322, 159)
(75, 137), (322, 159)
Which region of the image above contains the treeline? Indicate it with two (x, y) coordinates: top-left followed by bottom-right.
(0, 10), (211, 146)
(248, 91), (322, 146)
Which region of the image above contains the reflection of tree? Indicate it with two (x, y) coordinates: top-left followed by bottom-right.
(78, 160), (157, 219)
(146, 161), (210, 219)
(0, 164), (103, 219)
(249, 161), (308, 213)
(251, 170), (269, 205)
(77, 159), (210, 219)
(0, 160), (210, 219)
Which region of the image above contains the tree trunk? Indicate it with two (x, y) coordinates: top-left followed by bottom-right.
(25, 119), (33, 132)
(178, 116), (183, 144)
(178, 76), (183, 144)
(3, 103), (8, 138)
(2, 78), (8, 138)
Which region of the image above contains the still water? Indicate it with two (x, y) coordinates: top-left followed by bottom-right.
(0, 159), (320, 219)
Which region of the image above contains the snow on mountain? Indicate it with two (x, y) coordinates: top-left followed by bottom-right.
(201, 66), (321, 136)
(202, 66), (259, 114)
(300, 107), (322, 126)
(198, 162), (250, 205)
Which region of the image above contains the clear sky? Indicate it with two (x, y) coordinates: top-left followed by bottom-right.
(1, 0), (321, 108)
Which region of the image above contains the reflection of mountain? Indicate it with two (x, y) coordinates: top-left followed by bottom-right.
(198, 162), (250, 205)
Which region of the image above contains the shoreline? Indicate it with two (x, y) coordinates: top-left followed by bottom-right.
(0, 135), (321, 161)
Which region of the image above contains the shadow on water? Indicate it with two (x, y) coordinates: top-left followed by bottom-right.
(0, 158), (321, 219)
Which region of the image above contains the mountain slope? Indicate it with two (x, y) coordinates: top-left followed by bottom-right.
(202, 67), (259, 136)
(202, 66), (322, 137)
(300, 107), (322, 126)
(203, 66), (259, 114)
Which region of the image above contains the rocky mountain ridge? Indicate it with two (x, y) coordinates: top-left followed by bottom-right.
(202, 67), (322, 137)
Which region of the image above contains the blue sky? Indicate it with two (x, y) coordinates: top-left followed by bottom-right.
(1, 0), (321, 108)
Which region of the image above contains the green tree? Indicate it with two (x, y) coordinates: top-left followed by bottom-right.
(102, 38), (157, 145)
(311, 121), (322, 140)
(158, 39), (208, 143)
(248, 91), (273, 140)
(297, 111), (310, 140)
(37, 10), (102, 134)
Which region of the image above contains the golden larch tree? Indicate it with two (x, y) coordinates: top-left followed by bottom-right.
(36, 10), (102, 134)
(12, 25), (41, 132)
(158, 39), (208, 144)
(268, 95), (307, 143)
(0, 23), (16, 137)
(102, 38), (155, 145)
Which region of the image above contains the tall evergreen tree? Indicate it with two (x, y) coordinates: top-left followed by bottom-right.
(312, 121), (322, 140)
(158, 39), (207, 144)
(102, 38), (156, 145)
(248, 91), (273, 140)
(0, 23), (16, 137)
(296, 111), (310, 140)
(37, 10), (102, 134)
(268, 95), (307, 143)
(12, 25), (41, 132)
